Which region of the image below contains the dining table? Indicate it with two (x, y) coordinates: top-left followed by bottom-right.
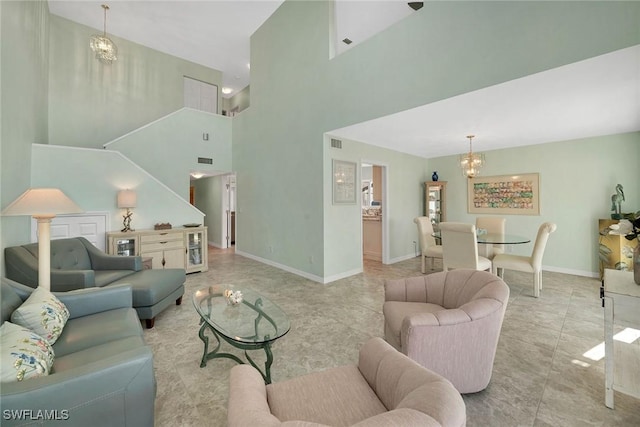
(433, 231), (531, 258)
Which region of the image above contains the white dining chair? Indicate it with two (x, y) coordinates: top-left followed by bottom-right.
(476, 217), (506, 259)
(414, 217), (442, 273)
(491, 222), (557, 297)
(439, 222), (492, 272)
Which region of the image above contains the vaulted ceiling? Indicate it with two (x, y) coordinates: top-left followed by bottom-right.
(48, 1), (640, 159)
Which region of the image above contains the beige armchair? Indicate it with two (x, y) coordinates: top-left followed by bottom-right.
(414, 216), (443, 273)
(228, 337), (466, 427)
(439, 222), (491, 272)
(383, 269), (509, 394)
(492, 222), (557, 298)
(476, 216), (506, 259)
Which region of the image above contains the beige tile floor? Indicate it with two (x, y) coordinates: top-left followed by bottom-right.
(144, 247), (640, 426)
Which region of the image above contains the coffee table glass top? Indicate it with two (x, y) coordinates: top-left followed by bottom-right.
(193, 285), (290, 345)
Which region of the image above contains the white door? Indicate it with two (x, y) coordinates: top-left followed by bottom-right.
(31, 212), (109, 251)
(184, 76), (218, 114)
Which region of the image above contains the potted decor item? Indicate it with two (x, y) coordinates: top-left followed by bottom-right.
(432, 171), (439, 181)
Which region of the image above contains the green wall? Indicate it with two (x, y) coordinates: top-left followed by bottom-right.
(193, 175), (224, 247)
(48, 14), (222, 149)
(104, 108), (232, 200)
(0, 0), (49, 271)
(427, 132), (640, 276)
(235, 0), (640, 281)
(31, 144), (203, 231)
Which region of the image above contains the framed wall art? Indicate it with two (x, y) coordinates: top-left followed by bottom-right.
(468, 173), (540, 215)
(332, 159), (357, 204)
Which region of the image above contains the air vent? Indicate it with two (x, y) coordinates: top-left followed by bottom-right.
(197, 157), (213, 164)
(342, 38), (353, 45)
(330, 138), (342, 149)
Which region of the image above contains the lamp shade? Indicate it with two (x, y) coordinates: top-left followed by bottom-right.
(1, 188), (83, 218)
(117, 190), (137, 208)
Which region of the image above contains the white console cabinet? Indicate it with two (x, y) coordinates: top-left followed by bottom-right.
(107, 227), (208, 273)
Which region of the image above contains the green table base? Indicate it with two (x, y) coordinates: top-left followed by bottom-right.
(198, 320), (274, 384)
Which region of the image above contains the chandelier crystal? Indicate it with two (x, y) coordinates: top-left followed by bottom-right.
(459, 135), (485, 178)
(90, 4), (117, 64)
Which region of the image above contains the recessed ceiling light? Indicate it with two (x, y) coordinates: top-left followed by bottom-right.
(222, 87), (233, 95)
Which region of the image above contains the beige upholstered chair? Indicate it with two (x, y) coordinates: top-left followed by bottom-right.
(439, 222), (491, 272)
(228, 337), (466, 427)
(475, 216), (506, 259)
(492, 222), (557, 298)
(383, 269), (509, 394)
(414, 216), (443, 273)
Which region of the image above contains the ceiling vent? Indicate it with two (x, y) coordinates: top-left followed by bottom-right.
(331, 138), (342, 149)
(408, 2), (424, 11)
(197, 157), (213, 164)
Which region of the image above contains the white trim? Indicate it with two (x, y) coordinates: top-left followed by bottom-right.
(235, 250), (351, 284)
(543, 265), (599, 278)
(388, 253), (418, 264)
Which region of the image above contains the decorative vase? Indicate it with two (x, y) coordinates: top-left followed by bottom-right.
(634, 243), (640, 285)
(432, 171), (439, 182)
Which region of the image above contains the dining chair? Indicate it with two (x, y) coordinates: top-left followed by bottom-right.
(439, 222), (492, 272)
(414, 217), (442, 273)
(491, 222), (557, 297)
(476, 216), (506, 259)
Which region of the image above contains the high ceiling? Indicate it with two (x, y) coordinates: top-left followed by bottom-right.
(48, 1), (640, 159)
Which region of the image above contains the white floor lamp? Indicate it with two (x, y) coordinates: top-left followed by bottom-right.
(1, 188), (83, 291)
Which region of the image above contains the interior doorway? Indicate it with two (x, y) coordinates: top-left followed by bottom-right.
(222, 173), (236, 249)
(361, 162), (387, 263)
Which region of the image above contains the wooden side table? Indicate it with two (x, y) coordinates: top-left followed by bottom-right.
(602, 269), (640, 409)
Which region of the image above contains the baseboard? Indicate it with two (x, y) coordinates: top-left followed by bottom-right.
(235, 250), (327, 284)
(543, 265), (599, 278)
(388, 253), (418, 264)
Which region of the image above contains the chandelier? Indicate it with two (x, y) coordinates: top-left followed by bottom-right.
(90, 4), (117, 64)
(459, 135), (485, 178)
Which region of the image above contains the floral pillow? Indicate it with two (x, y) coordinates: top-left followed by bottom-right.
(0, 322), (55, 383)
(11, 287), (70, 345)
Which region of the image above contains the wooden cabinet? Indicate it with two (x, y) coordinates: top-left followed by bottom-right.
(425, 181), (446, 228)
(106, 226), (208, 273)
(363, 217), (382, 261)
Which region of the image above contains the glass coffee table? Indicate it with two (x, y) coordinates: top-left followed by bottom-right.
(192, 285), (290, 384)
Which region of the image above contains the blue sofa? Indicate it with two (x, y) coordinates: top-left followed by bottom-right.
(1, 278), (156, 426)
(4, 237), (185, 328)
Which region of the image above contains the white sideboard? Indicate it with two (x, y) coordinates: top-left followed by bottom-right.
(107, 226), (208, 273)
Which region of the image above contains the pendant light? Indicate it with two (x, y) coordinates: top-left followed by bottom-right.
(90, 4), (118, 64)
(459, 135), (485, 178)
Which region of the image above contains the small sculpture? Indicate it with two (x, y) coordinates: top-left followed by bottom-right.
(611, 184), (625, 219)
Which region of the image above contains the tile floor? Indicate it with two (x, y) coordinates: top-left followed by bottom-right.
(143, 247), (640, 426)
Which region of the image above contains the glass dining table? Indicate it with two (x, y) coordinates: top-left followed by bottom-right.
(433, 231), (531, 258)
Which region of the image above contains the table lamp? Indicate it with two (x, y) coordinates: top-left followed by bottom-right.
(117, 189), (137, 232)
(1, 188), (83, 291)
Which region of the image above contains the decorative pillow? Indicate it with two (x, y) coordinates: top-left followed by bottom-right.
(11, 287), (70, 345)
(0, 322), (55, 383)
